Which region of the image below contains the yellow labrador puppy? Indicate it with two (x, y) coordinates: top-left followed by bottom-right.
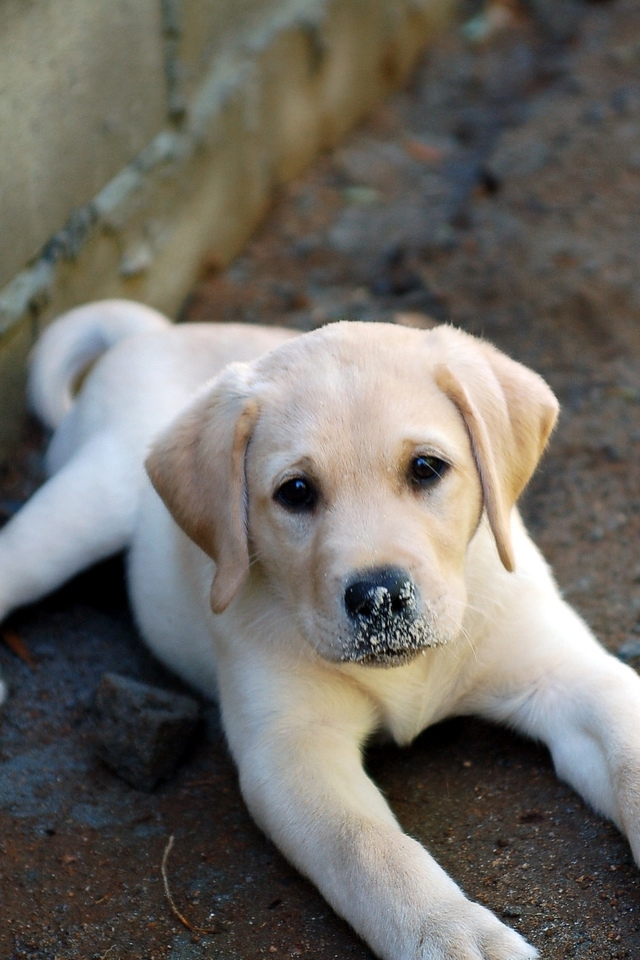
(2, 299), (639, 960)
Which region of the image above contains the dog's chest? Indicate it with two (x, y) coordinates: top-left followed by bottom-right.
(349, 649), (464, 745)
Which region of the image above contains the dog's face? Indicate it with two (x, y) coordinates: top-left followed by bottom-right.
(244, 347), (482, 664)
(146, 322), (558, 666)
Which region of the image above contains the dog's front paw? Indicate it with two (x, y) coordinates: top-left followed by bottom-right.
(417, 898), (538, 960)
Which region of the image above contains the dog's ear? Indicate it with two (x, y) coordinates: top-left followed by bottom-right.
(145, 363), (258, 613)
(434, 332), (558, 571)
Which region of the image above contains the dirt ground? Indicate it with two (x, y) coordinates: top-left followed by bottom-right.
(2, 1), (640, 957)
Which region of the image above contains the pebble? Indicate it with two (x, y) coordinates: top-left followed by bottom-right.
(487, 136), (551, 182)
(502, 904), (523, 918)
(93, 672), (200, 791)
(616, 639), (640, 664)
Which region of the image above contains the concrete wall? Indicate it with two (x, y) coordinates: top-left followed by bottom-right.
(0, 0), (457, 457)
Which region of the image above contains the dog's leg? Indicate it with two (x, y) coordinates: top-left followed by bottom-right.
(468, 592), (640, 866)
(0, 432), (139, 622)
(220, 664), (538, 960)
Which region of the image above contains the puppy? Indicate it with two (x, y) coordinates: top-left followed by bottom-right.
(2, 299), (640, 960)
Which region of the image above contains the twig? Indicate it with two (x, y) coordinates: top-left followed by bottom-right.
(161, 834), (220, 935)
(1, 629), (37, 668)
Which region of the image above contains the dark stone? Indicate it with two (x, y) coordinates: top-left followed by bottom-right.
(93, 672), (200, 791)
(617, 639), (640, 664)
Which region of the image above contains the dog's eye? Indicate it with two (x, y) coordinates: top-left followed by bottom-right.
(275, 477), (318, 511)
(410, 455), (448, 486)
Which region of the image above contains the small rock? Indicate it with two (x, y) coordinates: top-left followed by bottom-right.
(119, 240), (154, 278)
(460, 4), (518, 45)
(600, 444), (624, 464)
(616, 639), (640, 664)
(487, 136), (551, 183)
(502, 905), (523, 918)
(611, 86), (640, 117)
(567, 576), (593, 595)
(342, 186), (381, 206)
(334, 140), (411, 191)
(93, 673), (200, 791)
(393, 311), (438, 330)
(609, 44), (640, 69)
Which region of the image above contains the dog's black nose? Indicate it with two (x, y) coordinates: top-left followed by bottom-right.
(344, 567), (416, 621)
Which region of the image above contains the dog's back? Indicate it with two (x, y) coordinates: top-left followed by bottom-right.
(0, 302), (293, 630)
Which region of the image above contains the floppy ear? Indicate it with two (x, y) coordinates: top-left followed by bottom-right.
(433, 331), (559, 572)
(145, 363), (258, 613)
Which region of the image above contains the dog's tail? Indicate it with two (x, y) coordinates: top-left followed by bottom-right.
(28, 299), (170, 430)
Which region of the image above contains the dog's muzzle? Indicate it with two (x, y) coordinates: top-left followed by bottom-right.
(342, 566), (436, 666)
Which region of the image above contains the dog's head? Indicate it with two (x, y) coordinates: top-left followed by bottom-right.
(146, 323), (558, 666)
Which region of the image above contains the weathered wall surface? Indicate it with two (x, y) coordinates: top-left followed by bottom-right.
(0, 0), (456, 457)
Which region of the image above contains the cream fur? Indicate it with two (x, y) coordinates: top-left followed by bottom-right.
(2, 299), (639, 960)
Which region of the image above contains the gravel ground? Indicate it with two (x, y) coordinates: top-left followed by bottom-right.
(2, 1), (640, 958)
